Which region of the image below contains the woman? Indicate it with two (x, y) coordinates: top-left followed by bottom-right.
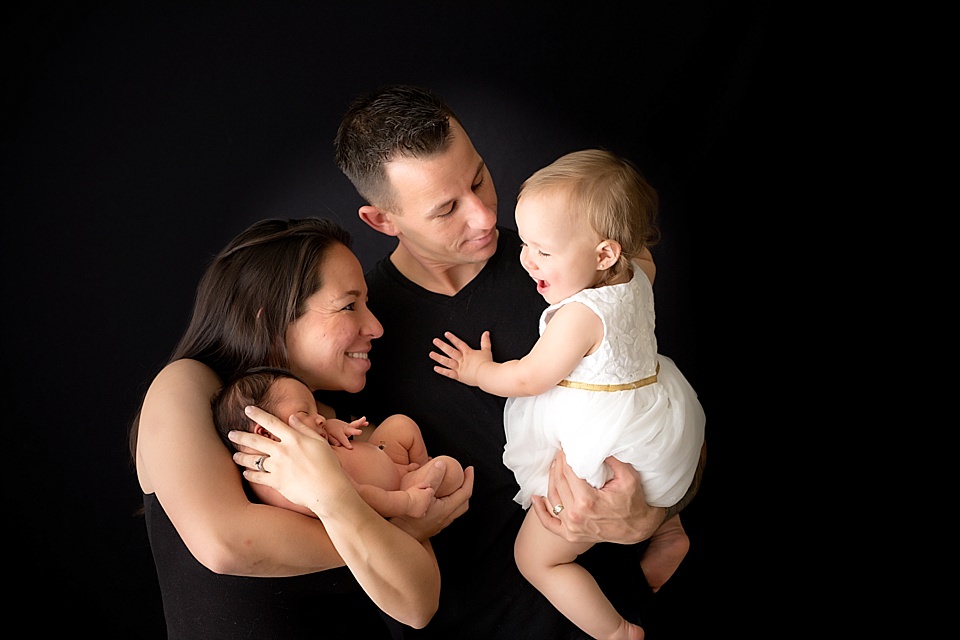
(131, 217), (473, 638)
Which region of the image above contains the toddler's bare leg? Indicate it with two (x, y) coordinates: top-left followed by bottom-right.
(640, 514), (689, 593)
(515, 510), (644, 640)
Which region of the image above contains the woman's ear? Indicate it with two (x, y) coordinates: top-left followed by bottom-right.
(359, 205), (399, 237)
(596, 239), (622, 270)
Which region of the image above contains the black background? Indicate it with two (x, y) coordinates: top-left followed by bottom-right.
(4, 2), (776, 637)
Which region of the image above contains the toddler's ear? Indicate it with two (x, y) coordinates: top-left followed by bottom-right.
(596, 239), (622, 270)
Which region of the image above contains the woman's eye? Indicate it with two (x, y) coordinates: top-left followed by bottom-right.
(342, 302), (356, 311)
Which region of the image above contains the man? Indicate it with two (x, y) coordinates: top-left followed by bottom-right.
(331, 84), (703, 639)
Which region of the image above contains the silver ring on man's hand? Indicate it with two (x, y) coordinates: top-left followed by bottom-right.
(255, 455), (266, 473)
(552, 503), (564, 516)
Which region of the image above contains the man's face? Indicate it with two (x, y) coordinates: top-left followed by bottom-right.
(383, 120), (499, 268)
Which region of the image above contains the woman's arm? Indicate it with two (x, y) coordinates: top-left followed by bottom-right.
(232, 407), (442, 627)
(136, 359), (344, 576)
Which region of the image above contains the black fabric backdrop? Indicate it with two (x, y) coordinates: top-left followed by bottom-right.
(4, 3), (777, 637)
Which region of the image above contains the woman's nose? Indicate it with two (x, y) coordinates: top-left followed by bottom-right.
(365, 308), (384, 339)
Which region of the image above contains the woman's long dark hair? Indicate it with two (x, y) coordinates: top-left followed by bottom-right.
(129, 217), (352, 459)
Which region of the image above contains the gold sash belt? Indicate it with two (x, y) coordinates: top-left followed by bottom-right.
(557, 363), (660, 392)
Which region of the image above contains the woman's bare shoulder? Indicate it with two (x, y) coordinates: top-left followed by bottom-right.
(148, 358), (221, 396)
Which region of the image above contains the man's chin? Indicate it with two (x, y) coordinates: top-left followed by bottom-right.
(465, 230), (498, 259)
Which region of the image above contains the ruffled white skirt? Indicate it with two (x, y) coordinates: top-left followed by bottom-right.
(502, 355), (705, 509)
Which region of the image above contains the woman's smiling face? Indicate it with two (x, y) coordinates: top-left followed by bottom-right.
(285, 242), (384, 393)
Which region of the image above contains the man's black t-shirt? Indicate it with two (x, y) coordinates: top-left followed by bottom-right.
(330, 227), (650, 639)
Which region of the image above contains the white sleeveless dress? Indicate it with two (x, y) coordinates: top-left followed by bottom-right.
(502, 266), (705, 509)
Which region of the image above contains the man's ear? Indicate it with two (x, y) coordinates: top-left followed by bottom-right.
(359, 205), (399, 237)
(596, 239), (622, 270)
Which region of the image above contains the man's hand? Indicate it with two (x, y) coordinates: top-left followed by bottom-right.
(531, 449), (664, 544)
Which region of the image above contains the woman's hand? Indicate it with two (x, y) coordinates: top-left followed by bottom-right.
(530, 449), (664, 545)
(229, 405), (354, 518)
(232, 405), (442, 628)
